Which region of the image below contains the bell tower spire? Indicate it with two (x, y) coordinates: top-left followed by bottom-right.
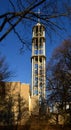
(31, 22), (46, 108)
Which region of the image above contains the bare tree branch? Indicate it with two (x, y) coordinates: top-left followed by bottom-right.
(9, 0), (16, 11)
(0, 0), (45, 41)
(0, 0), (71, 50)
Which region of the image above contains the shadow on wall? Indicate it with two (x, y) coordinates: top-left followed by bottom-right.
(0, 82), (30, 129)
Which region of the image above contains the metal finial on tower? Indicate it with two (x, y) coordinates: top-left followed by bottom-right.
(38, 9), (40, 23)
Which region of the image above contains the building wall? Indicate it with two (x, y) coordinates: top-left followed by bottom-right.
(0, 81), (30, 125)
(21, 83), (30, 103)
(29, 95), (39, 116)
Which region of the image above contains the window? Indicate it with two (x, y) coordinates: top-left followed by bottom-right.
(39, 65), (42, 69)
(39, 26), (43, 36)
(34, 64), (38, 69)
(35, 77), (38, 81)
(39, 38), (43, 48)
(40, 26), (42, 32)
(39, 77), (42, 81)
(39, 57), (42, 62)
(39, 70), (43, 75)
(36, 26), (38, 33)
(34, 89), (38, 95)
(34, 50), (38, 55)
(40, 82), (42, 86)
(36, 26), (38, 36)
(39, 50), (43, 54)
(34, 43), (38, 49)
(35, 69), (38, 75)
(35, 57), (38, 62)
(34, 81), (38, 87)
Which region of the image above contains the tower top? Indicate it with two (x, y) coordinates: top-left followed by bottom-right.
(33, 22), (45, 30)
(36, 22), (41, 26)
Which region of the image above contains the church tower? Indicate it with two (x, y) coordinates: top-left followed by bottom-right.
(31, 22), (46, 106)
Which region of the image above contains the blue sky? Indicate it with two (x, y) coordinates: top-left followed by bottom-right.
(0, 0), (71, 84)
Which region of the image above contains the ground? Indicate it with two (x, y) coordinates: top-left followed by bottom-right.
(0, 117), (71, 130)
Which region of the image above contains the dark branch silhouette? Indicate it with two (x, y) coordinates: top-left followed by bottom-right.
(0, 0), (71, 51)
(46, 39), (71, 125)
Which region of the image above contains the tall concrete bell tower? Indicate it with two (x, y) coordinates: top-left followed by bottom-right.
(31, 22), (46, 107)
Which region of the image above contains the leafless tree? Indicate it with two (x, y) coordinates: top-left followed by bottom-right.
(0, 53), (14, 100)
(0, 0), (71, 51)
(46, 39), (71, 125)
(0, 54), (13, 82)
(15, 93), (29, 129)
(0, 54), (15, 128)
